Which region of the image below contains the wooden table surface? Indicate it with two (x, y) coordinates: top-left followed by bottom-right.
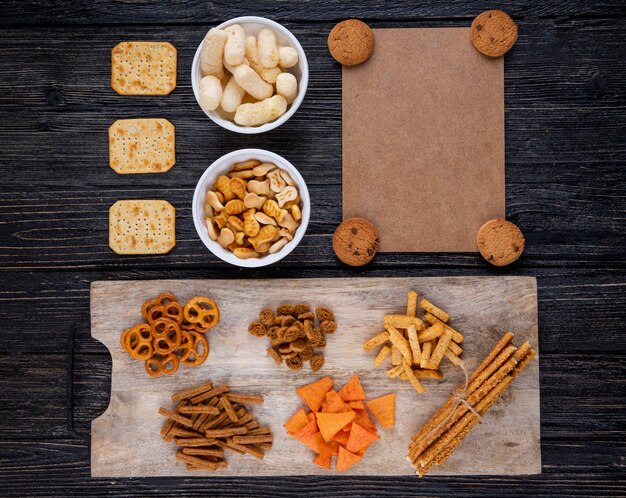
(0, 1), (624, 496)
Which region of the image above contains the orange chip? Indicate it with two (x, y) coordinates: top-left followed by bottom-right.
(296, 376), (334, 412)
(307, 412), (316, 422)
(347, 400), (365, 410)
(284, 408), (310, 434)
(345, 422), (380, 454)
(316, 411), (356, 442)
(337, 373), (366, 401)
(292, 419), (319, 448)
(312, 441), (337, 470)
(306, 431), (326, 454)
(332, 429), (350, 446)
(336, 446), (362, 472)
(320, 400), (329, 412)
(353, 409), (378, 434)
(324, 390), (353, 413)
(365, 393), (396, 429)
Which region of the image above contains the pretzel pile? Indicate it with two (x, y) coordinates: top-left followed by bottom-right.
(120, 293), (220, 377)
(159, 380), (273, 471)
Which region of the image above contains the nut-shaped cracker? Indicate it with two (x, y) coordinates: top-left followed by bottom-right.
(213, 211), (228, 229)
(244, 192), (267, 210)
(249, 225), (276, 252)
(224, 199), (246, 215)
(243, 209), (260, 237)
(268, 170), (286, 193)
(278, 228), (294, 241)
(276, 186), (298, 208)
(278, 212), (299, 233)
(263, 199), (287, 222)
(227, 215), (245, 233)
(206, 190), (224, 212)
(214, 191), (225, 204)
(248, 179), (271, 197)
(233, 159), (261, 171)
(227, 170), (255, 180)
(279, 169), (296, 186)
(217, 227), (235, 248)
(215, 176), (235, 202)
(233, 247), (260, 259)
(255, 241), (271, 254)
(234, 231), (245, 246)
(205, 218), (218, 241)
(229, 177), (247, 200)
(252, 162), (276, 176)
(255, 212), (277, 226)
(291, 205), (302, 221)
(269, 237), (289, 254)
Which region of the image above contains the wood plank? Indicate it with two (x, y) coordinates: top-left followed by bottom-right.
(1, 1), (624, 26)
(90, 277), (540, 476)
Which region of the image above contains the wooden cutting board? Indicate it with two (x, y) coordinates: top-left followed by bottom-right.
(91, 277), (540, 477)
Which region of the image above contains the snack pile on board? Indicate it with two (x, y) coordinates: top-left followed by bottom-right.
(199, 23), (300, 126)
(407, 332), (536, 476)
(364, 290), (464, 394)
(160, 381), (272, 470)
(120, 293), (219, 376)
(249, 303), (336, 371)
(285, 374), (395, 471)
(204, 158), (303, 259)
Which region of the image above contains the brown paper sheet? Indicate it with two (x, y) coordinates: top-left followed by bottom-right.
(342, 28), (505, 252)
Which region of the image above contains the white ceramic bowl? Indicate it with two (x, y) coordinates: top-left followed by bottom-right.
(193, 148), (310, 267)
(191, 16), (309, 134)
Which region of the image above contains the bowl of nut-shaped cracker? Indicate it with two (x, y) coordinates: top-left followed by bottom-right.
(191, 16), (309, 134)
(193, 148), (310, 267)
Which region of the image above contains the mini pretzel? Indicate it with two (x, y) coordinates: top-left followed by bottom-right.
(182, 331), (209, 367)
(176, 331), (195, 362)
(184, 296), (220, 331)
(152, 317), (183, 355)
(142, 292), (178, 321)
(163, 301), (184, 325)
(145, 353), (179, 377)
(122, 323), (154, 360)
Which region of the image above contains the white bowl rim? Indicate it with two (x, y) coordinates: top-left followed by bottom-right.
(192, 148), (310, 267)
(191, 16), (309, 135)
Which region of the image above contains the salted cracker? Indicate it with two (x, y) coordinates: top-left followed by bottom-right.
(109, 118), (175, 174)
(111, 41), (177, 95)
(109, 200), (176, 254)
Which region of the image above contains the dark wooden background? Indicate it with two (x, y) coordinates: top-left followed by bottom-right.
(0, 1), (624, 496)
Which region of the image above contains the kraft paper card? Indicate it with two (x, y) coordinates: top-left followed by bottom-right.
(342, 28), (505, 252)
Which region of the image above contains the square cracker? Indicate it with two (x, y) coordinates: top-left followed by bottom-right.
(109, 200), (176, 255)
(109, 119), (175, 174)
(111, 41), (177, 95)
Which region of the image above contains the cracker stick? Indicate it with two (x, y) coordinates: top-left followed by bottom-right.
(232, 434), (274, 445)
(468, 332), (514, 383)
(169, 426), (205, 438)
(387, 364), (404, 378)
(243, 420), (260, 431)
(444, 350), (464, 367)
(193, 397), (221, 430)
(423, 313), (464, 343)
(448, 341), (463, 356)
(180, 405), (221, 415)
(219, 396), (239, 423)
(402, 358), (425, 394)
(407, 325), (421, 366)
(467, 345), (517, 394)
(420, 299), (449, 322)
(384, 315), (425, 331)
(161, 400), (187, 439)
(225, 438), (265, 459)
(172, 381), (214, 403)
(363, 331), (389, 351)
(511, 349), (536, 378)
(176, 450), (223, 470)
(255, 442), (273, 451)
(191, 385), (230, 404)
(158, 407), (195, 429)
(391, 345), (402, 366)
(173, 437), (219, 447)
(428, 328), (453, 369)
(374, 345), (391, 367)
(182, 447), (225, 458)
(419, 341), (433, 369)
(214, 439), (245, 454)
(205, 427), (248, 438)
(387, 325), (412, 363)
(418, 322), (445, 343)
(248, 427), (272, 436)
(226, 393), (264, 404)
(412, 369), (443, 380)
(407, 290), (418, 317)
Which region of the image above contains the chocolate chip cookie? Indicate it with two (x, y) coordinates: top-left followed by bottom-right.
(327, 19), (374, 66)
(476, 218), (525, 266)
(333, 218), (379, 266)
(470, 10), (518, 57)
